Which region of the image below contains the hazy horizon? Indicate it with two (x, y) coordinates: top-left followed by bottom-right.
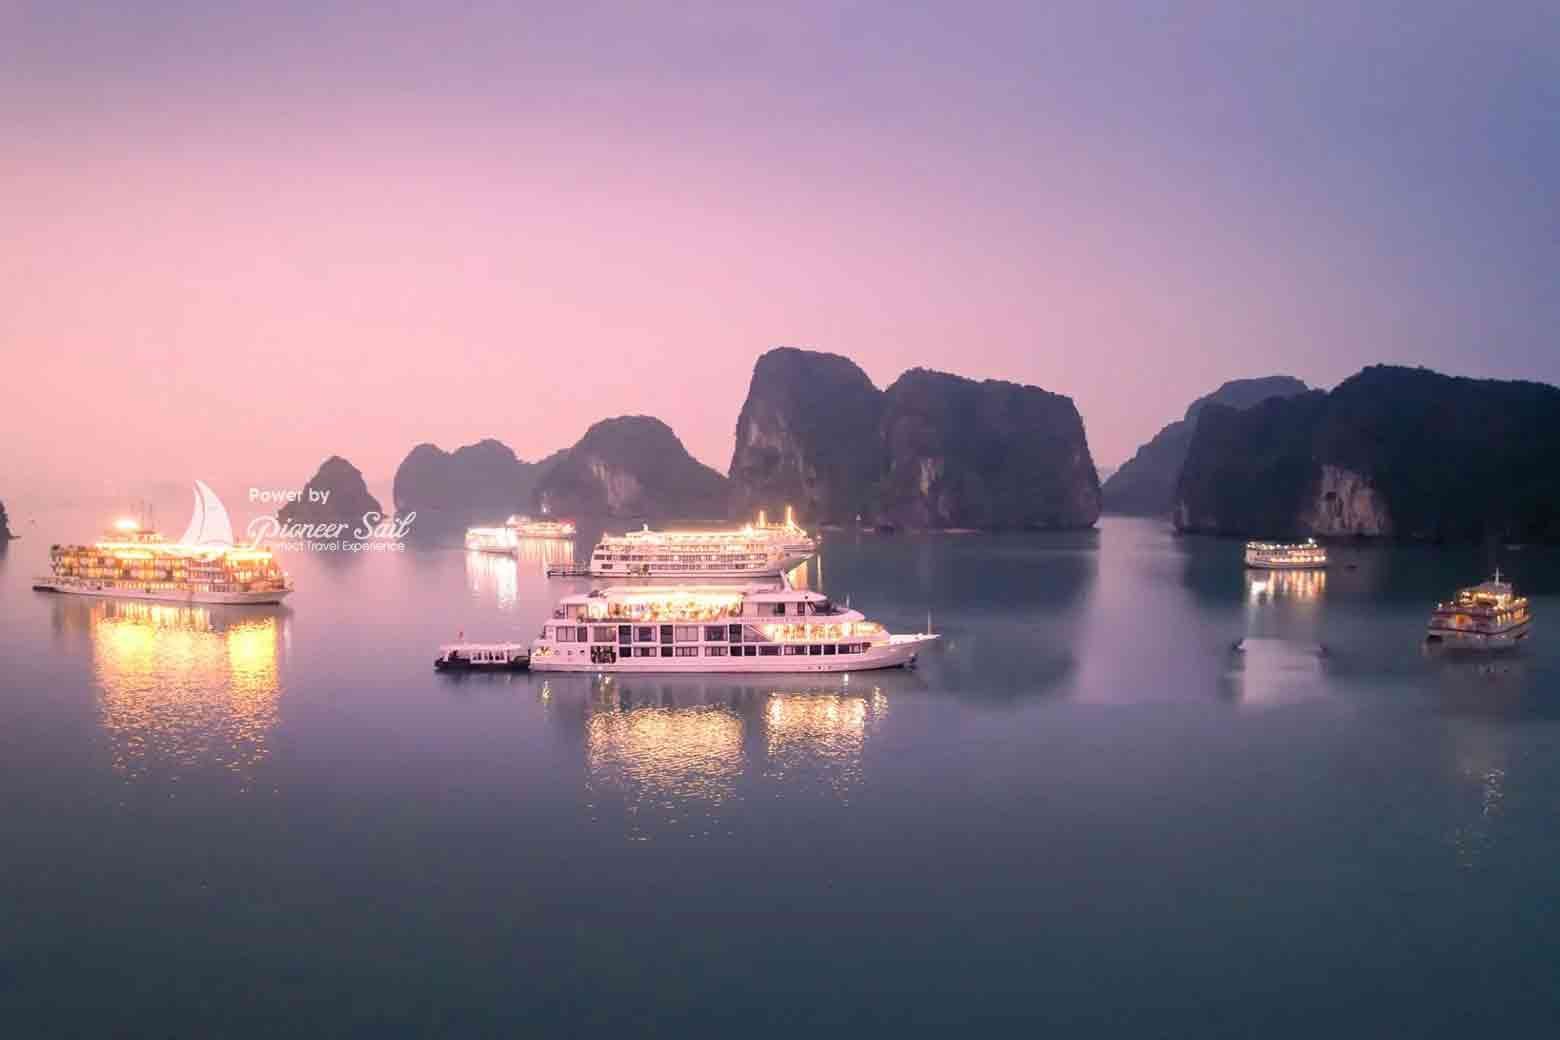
(4, 2), (1557, 508)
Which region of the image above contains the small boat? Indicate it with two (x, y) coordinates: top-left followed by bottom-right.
(434, 641), (530, 671)
(1425, 570), (1531, 651)
(1244, 538), (1327, 569)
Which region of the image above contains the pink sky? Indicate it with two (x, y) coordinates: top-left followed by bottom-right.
(3, 3), (1556, 507)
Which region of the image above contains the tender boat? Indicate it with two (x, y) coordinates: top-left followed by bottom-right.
(586, 508), (815, 579)
(434, 641), (530, 671)
(465, 515), (577, 553)
(1425, 571), (1531, 650)
(529, 584), (936, 673)
(32, 482), (292, 605)
(1244, 538), (1327, 569)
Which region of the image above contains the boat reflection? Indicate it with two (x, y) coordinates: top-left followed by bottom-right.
(465, 549), (519, 609)
(53, 599), (285, 779)
(515, 536), (575, 569)
(1244, 568), (1326, 604)
(552, 674), (899, 833)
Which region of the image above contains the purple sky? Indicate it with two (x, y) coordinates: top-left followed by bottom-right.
(3, 1), (1557, 505)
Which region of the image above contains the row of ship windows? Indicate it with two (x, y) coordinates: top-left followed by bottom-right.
(556, 624), (860, 643)
(561, 602), (833, 621)
(585, 644), (868, 660)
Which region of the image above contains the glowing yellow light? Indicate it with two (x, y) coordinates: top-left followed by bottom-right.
(114, 518), (140, 532)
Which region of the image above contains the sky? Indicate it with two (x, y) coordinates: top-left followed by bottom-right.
(2, 1), (1557, 507)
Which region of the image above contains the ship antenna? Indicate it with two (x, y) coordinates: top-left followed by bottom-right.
(926, 611), (933, 636)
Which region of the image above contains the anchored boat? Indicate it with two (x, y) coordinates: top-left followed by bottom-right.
(1244, 538), (1327, 570)
(585, 509), (815, 579)
(529, 583), (936, 673)
(1426, 571), (1531, 650)
(32, 482), (292, 605)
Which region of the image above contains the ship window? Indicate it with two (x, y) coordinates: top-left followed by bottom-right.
(705, 646), (728, 656)
(728, 623), (742, 643)
(618, 625), (632, 644)
(704, 625), (725, 642)
(824, 644), (837, 655)
(576, 626), (589, 643)
(636, 626), (654, 643)
(760, 646), (780, 656)
(674, 625), (700, 642)
(675, 646), (699, 657)
(592, 626), (615, 643)
(660, 647), (673, 657)
(784, 645), (805, 655)
(660, 625), (673, 644)
(744, 645), (757, 657)
(808, 644), (822, 655)
(555, 627), (574, 642)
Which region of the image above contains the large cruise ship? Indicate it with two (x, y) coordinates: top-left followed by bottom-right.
(587, 509), (815, 578)
(33, 482), (292, 605)
(1425, 571), (1531, 650)
(465, 515), (576, 553)
(529, 584), (936, 673)
(1244, 538), (1328, 569)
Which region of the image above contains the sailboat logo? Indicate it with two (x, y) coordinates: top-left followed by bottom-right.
(178, 480), (238, 549)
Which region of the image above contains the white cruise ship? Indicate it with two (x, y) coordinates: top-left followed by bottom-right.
(1425, 571), (1531, 650)
(588, 509), (815, 578)
(465, 515), (577, 553)
(33, 482), (292, 605)
(529, 584), (936, 673)
(1244, 538), (1327, 569)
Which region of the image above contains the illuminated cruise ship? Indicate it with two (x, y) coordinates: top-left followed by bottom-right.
(588, 509), (815, 578)
(465, 515), (576, 553)
(33, 482), (292, 605)
(530, 584), (936, 673)
(1426, 571), (1531, 650)
(1244, 538), (1328, 569)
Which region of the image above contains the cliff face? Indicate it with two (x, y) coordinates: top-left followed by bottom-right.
(876, 369), (1100, 529)
(0, 499), (12, 541)
(392, 438), (553, 537)
(536, 416), (729, 522)
(729, 348), (1101, 530)
(1175, 366), (1560, 541)
(279, 457), (383, 525)
(1102, 375), (1308, 516)
(728, 348), (885, 524)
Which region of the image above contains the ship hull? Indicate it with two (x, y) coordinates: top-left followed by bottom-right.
(31, 579), (290, 606)
(1425, 621), (1531, 651)
(1244, 555), (1327, 570)
(529, 634), (935, 673)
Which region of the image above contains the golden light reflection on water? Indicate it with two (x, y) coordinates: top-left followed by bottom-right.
(1244, 568), (1326, 604)
(764, 688), (887, 797)
(586, 692), (746, 811)
(465, 550), (519, 608)
(576, 678), (887, 832)
(516, 536), (575, 568)
(62, 600), (284, 779)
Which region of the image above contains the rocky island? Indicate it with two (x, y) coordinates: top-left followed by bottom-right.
(730, 347), (1100, 529)
(392, 439), (556, 539)
(1102, 375), (1308, 516)
(278, 457), (383, 525)
(0, 499), (13, 541)
(535, 416), (730, 522)
(1175, 366), (1560, 542)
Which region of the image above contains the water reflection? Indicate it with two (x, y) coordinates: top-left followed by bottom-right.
(1221, 637), (1330, 709)
(465, 550), (519, 609)
(515, 536), (575, 569)
(52, 599), (285, 779)
(1244, 568), (1326, 604)
(549, 675), (899, 835)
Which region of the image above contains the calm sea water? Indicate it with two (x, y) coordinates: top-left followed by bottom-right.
(2, 514), (1558, 1036)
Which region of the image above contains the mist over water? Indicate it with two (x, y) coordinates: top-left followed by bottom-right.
(3, 515), (1559, 1034)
